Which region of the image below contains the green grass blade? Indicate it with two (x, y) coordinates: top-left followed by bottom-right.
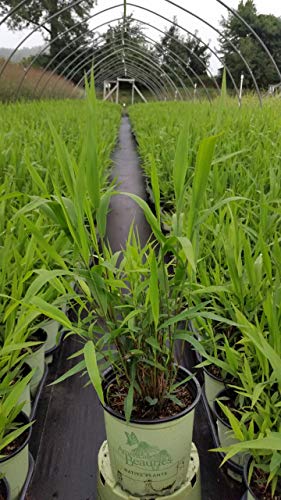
(84, 341), (104, 405)
(150, 154), (161, 223)
(149, 251), (159, 330)
(187, 134), (218, 240)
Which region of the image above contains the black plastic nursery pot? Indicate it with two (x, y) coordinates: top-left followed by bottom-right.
(0, 478), (10, 500)
(0, 412), (32, 500)
(102, 365), (201, 497)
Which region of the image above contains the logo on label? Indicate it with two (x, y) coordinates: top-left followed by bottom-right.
(118, 432), (172, 472)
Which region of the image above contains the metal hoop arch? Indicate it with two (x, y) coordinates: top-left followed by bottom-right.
(94, 59), (170, 100)
(35, 17), (216, 101)
(51, 37), (194, 101)
(95, 63), (164, 100)
(163, 0), (262, 104)
(71, 45), (183, 99)
(0, 2), (239, 97)
(37, 30), (191, 100)
(1, 0), (280, 102)
(13, 5), (220, 99)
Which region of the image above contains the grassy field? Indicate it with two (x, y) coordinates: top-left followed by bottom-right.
(0, 58), (84, 101)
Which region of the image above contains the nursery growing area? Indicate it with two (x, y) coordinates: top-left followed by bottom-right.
(1, 1), (281, 499)
(0, 87), (280, 500)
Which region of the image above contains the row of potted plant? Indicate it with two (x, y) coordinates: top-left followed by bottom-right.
(210, 303), (281, 498)
(128, 98), (280, 499)
(188, 162), (281, 497)
(0, 202), (73, 499)
(0, 77), (121, 499)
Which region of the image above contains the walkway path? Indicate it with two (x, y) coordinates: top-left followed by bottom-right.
(106, 114), (151, 251)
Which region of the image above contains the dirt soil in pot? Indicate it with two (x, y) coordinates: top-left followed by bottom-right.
(107, 381), (194, 420)
(206, 364), (223, 379)
(250, 468), (281, 500)
(2, 429), (28, 457)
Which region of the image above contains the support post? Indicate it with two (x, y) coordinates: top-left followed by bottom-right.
(116, 79), (120, 104)
(133, 83), (147, 103)
(194, 83), (197, 100)
(239, 72), (244, 107)
(131, 79), (135, 104)
(103, 81), (107, 100)
(104, 83), (117, 101)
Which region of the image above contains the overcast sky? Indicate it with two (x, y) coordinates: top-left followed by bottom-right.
(0, 0), (280, 72)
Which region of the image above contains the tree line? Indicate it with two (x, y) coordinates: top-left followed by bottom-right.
(0, 0), (280, 89)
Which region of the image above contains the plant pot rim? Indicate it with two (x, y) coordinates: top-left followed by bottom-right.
(28, 328), (47, 353)
(203, 365), (224, 383)
(212, 387), (234, 429)
(102, 365), (201, 425)
(0, 412), (31, 464)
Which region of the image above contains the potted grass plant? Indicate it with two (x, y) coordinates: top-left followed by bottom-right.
(2, 292), (47, 398)
(84, 233), (203, 496)
(0, 340), (35, 418)
(187, 311), (239, 407)
(17, 216), (73, 359)
(242, 435), (281, 500)
(212, 299), (281, 493)
(0, 224), (73, 398)
(0, 371), (33, 500)
(212, 386), (249, 468)
(0, 218), (48, 397)
(52, 227), (205, 497)
(189, 212), (276, 408)
(219, 433), (281, 500)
